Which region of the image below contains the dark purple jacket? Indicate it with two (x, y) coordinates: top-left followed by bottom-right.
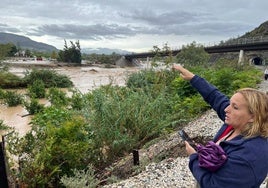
(188, 75), (268, 188)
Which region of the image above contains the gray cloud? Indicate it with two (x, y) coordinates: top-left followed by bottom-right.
(120, 9), (203, 26)
(0, 23), (21, 33)
(0, 0), (267, 51)
(29, 23), (149, 40)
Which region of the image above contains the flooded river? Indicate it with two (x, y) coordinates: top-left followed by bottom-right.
(0, 61), (143, 139)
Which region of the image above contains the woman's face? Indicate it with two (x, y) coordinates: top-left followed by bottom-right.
(224, 93), (254, 130)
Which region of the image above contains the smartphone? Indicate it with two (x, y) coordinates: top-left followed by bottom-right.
(178, 129), (196, 148)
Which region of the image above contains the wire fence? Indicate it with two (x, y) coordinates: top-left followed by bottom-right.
(169, 36), (268, 51)
(216, 36), (268, 46)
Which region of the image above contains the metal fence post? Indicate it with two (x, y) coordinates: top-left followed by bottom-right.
(132, 149), (140, 165)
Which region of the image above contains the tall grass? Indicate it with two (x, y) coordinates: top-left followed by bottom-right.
(81, 85), (175, 166)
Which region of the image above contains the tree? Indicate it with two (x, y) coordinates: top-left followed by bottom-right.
(25, 49), (31, 57)
(50, 51), (58, 60)
(175, 41), (210, 66)
(150, 43), (175, 68)
(58, 40), (82, 64)
(0, 43), (17, 58)
(161, 42), (173, 67)
(151, 45), (161, 61)
(8, 44), (18, 56)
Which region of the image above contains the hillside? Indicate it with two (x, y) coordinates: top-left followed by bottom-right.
(0, 32), (58, 52)
(0, 32), (132, 55)
(242, 20), (268, 38)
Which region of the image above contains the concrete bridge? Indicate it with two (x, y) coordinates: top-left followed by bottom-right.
(118, 36), (268, 66)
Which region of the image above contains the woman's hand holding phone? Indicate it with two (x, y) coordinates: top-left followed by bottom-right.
(178, 129), (197, 155)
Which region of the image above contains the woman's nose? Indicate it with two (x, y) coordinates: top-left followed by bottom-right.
(224, 105), (230, 113)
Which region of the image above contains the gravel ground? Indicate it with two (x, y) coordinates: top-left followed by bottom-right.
(104, 79), (268, 188)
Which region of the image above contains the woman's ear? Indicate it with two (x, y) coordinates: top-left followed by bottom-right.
(248, 114), (254, 123)
(248, 118), (254, 123)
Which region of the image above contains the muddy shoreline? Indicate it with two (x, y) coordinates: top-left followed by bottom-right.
(2, 60), (117, 69)
(1, 62), (141, 139)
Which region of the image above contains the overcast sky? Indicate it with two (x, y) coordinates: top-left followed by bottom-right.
(1, 0), (268, 52)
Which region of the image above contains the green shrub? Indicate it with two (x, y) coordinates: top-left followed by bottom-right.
(0, 88), (5, 99)
(23, 69), (73, 88)
(0, 68), (73, 89)
(0, 120), (10, 131)
(3, 91), (24, 106)
(232, 69), (262, 89)
(207, 67), (236, 94)
(23, 98), (45, 115)
(0, 71), (26, 88)
(47, 87), (69, 107)
(171, 76), (197, 98)
(175, 42), (210, 66)
(177, 65), (261, 97)
(27, 79), (46, 98)
(69, 89), (86, 110)
(175, 95), (209, 118)
(7, 109), (91, 187)
(126, 69), (155, 90)
(31, 106), (72, 128)
(126, 69), (178, 95)
(81, 85), (174, 167)
(60, 164), (100, 188)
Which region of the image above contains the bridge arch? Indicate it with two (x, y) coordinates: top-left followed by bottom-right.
(251, 56), (263, 65)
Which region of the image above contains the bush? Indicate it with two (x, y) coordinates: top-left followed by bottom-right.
(0, 71), (26, 88)
(3, 91), (24, 106)
(81, 85), (174, 167)
(23, 69), (73, 88)
(47, 87), (69, 107)
(0, 68), (73, 89)
(60, 164), (100, 188)
(0, 88), (5, 99)
(126, 69), (178, 95)
(27, 79), (46, 98)
(0, 120), (10, 131)
(69, 89), (86, 110)
(7, 108), (91, 187)
(23, 98), (45, 115)
(171, 76), (197, 98)
(175, 42), (210, 66)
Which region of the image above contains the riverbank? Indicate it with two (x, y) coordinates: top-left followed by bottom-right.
(0, 64), (141, 141)
(103, 78), (268, 188)
(2, 58), (120, 69)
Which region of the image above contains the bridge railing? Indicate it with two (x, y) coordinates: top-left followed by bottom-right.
(211, 36), (268, 47)
(125, 36), (268, 59)
(164, 36), (268, 53)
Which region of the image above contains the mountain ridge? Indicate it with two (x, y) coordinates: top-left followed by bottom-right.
(242, 20), (268, 38)
(0, 32), (133, 55)
(0, 32), (58, 52)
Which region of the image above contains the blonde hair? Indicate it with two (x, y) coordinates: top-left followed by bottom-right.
(237, 88), (268, 138)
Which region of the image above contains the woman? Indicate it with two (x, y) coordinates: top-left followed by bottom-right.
(173, 64), (268, 188)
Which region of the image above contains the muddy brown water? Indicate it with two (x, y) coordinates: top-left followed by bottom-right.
(0, 63), (142, 139)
